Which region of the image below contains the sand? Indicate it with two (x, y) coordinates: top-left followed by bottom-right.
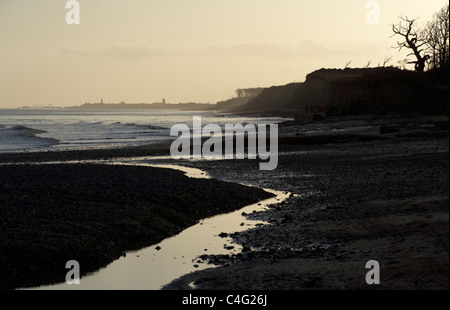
(163, 116), (449, 290)
(1, 115), (448, 290)
(0, 163), (273, 290)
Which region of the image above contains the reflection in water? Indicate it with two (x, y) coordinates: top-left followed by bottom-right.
(32, 163), (290, 290)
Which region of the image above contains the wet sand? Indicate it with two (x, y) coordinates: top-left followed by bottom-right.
(0, 163), (273, 290)
(163, 115), (449, 290)
(1, 115), (448, 290)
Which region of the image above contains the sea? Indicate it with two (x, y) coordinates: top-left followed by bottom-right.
(0, 109), (286, 153)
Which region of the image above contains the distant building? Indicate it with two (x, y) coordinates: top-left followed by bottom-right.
(162, 98), (166, 104)
(101, 98), (103, 104)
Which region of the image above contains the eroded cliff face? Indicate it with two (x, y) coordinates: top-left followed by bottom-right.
(317, 68), (448, 115)
(241, 67), (449, 115)
(215, 97), (252, 111)
(243, 83), (302, 112)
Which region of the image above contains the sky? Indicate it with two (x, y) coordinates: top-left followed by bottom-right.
(0, 0), (448, 108)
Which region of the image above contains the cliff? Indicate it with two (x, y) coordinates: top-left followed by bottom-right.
(214, 97), (252, 111)
(239, 67), (449, 115)
(241, 83), (302, 112)
(214, 87), (265, 111)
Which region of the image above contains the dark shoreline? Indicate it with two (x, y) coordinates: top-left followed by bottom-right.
(0, 142), (172, 164)
(162, 115), (449, 290)
(1, 114), (448, 290)
(0, 163), (274, 290)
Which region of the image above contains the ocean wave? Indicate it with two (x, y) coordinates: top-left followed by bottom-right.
(0, 126), (60, 152)
(104, 137), (136, 140)
(41, 137), (61, 145)
(1, 120), (170, 153)
(75, 121), (104, 126)
(10, 125), (48, 136)
(122, 122), (168, 130)
(147, 124), (168, 130)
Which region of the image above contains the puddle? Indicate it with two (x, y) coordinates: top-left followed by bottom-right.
(110, 162), (211, 180)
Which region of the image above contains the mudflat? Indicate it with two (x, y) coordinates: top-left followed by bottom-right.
(164, 115), (449, 290)
(1, 115), (448, 290)
(0, 163), (273, 290)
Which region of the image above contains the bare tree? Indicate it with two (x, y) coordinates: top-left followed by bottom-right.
(344, 60), (352, 69)
(382, 56), (393, 67)
(424, 4), (449, 70)
(397, 58), (410, 70)
(391, 16), (430, 73)
(236, 89), (245, 98)
(235, 88), (264, 98)
(365, 60), (372, 68)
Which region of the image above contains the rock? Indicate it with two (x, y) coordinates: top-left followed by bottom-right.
(313, 114), (324, 121)
(434, 120), (449, 130)
(242, 245), (251, 252)
(218, 232), (228, 238)
(380, 125), (401, 134)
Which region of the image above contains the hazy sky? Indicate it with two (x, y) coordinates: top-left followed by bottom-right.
(0, 0), (447, 108)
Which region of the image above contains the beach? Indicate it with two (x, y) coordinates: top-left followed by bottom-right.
(0, 115), (448, 290)
(165, 115), (449, 290)
(0, 162), (273, 290)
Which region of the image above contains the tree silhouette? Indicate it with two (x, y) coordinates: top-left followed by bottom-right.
(423, 4), (449, 70)
(382, 56), (393, 67)
(391, 16), (430, 73)
(235, 88), (264, 98)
